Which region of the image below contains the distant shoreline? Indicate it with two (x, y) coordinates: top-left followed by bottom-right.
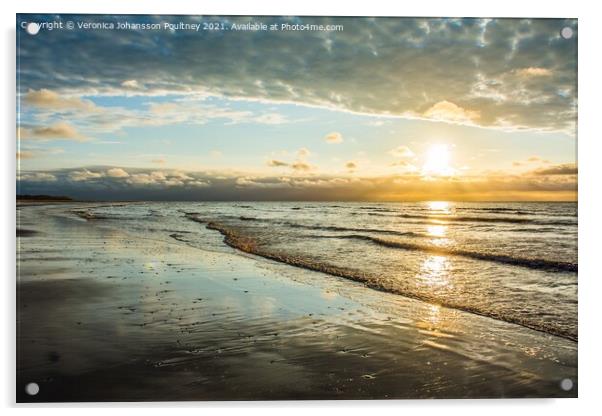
(17, 194), (74, 202)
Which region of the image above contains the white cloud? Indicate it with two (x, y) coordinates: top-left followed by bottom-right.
(106, 168), (130, 178)
(235, 176), (290, 188)
(68, 169), (104, 181)
(17, 172), (57, 182)
(126, 173), (156, 185)
(515, 67), (552, 77)
(169, 171), (193, 181)
(121, 79), (140, 89)
(422, 101), (481, 124)
(124, 170), (203, 187)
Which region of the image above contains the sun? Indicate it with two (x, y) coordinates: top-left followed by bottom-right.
(422, 144), (455, 177)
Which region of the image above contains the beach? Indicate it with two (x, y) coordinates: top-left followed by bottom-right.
(16, 202), (577, 401)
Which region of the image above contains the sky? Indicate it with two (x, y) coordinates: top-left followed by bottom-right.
(16, 15), (577, 201)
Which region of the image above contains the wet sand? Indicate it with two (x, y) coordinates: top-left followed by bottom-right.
(16, 204), (577, 402)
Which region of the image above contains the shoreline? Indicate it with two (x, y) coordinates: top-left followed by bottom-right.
(16, 204), (577, 401)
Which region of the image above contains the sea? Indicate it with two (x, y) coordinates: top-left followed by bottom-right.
(68, 201), (578, 341)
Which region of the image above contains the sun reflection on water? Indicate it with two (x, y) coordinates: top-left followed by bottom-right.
(427, 201), (452, 214)
(419, 255), (452, 288)
(425, 201), (454, 246)
(426, 224), (447, 238)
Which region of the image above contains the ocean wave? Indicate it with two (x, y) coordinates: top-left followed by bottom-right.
(71, 210), (110, 220)
(360, 212), (575, 226)
(71, 209), (154, 221)
(331, 235), (577, 272)
(169, 233), (191, 243)
(188, 214), (575, 271)
(358, 206), (394, 212)
(234, 215), (431, 238)
(193, 218), (577, 341)
(457, 208), (533, 215)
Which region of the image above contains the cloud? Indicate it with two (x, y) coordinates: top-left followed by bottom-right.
(236, 176), (290, 189)
(122, 170), (205, 187)
(151, 159), (166, 164)
(17, 16), (577, 132)
(17, 172), (57, 182)
(267, 151), (315, 172)
(390, 159), (418, 173)
(126, 173), (157, 185)
(144, 101), (259, 126)
(19, 122), (89, 142)
(297, 148), (311, 158)
(530, 163), (577, 176)
(170, 171), (194, 181)
(291, 161), (312, 172)
(106, 168), (130, 178)
(17, 151), (34, 160)
(17, 147), (65, 160)
(22, 89), (97, 112)
(325, 132), (344, 143)
(16, 165), (577, 201)
(121, 79), (140, 89)
(267, 159), (289, 167)
(515, 67), (553, 77)
(20, 89), (293, 140)
(422, 101), (480, 124)
(69, 169), (105, 181)
(388, 145), (415, 158)
(345, 161), (357, 171)
(390, 160), (417, 169)
(513, 156), (552, 167)
(391, 160), (409, 167)
(143, 102), (290, 127)
(254, 113), (289, 124)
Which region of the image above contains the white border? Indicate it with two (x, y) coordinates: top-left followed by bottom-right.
(3, 0), (600, 414)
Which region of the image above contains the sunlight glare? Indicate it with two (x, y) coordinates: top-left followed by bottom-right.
(427, 224), (447, 237)
(422, 144), (455, 177)
(427, 201), (451, 212)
